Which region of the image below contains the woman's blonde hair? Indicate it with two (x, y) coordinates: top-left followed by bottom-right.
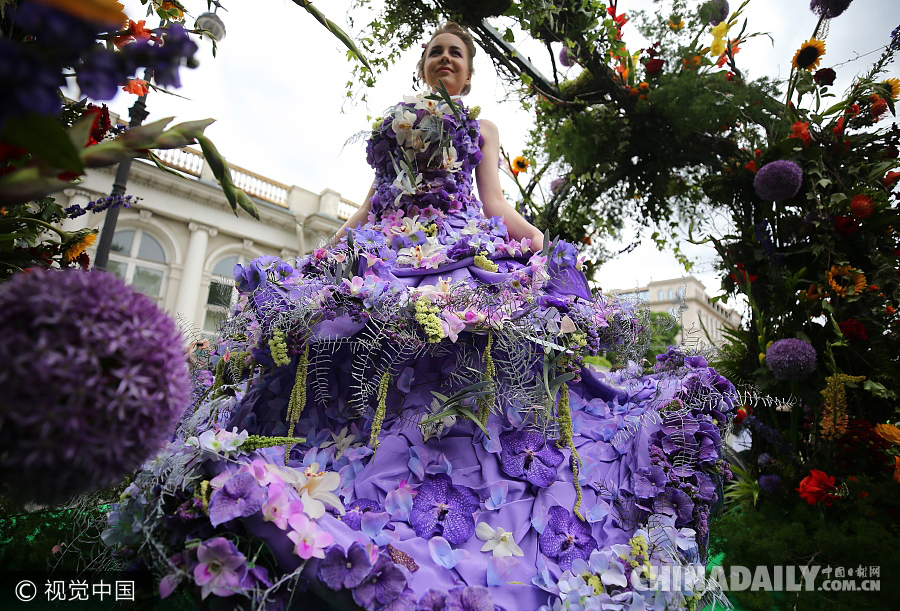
(416, 22), (477, 95)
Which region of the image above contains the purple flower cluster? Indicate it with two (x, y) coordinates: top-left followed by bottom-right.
(765, 338), (817, 381)
(558, 47), (575, 67)
(891, 24), (900, 51)
(1, 3), (198, 129)
(499, 430), (564, 487)
(810, 0), (854, 19)
(64, 194), (136, 219)
(0, 269), (191, 503)
(318, 543), (494, 611)
(703, 0), (730, 25)
(408, 473), (479, 545)
(754, 160), (803, 201)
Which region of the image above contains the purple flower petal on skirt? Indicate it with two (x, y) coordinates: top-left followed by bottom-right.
(208, 472), (267, 527)
(446, 586), (494, 611)
(417, 589), (447, 611)
(351, 553), (407, 610)
(499, 431), (564, 488)
(409, 474), (479, 545)
(539, 505), (599, 570)
(342, 498), (382, 531)
(318, 542), (372, 590)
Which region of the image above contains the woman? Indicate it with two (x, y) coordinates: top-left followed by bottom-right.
(114, 23), (734, 611)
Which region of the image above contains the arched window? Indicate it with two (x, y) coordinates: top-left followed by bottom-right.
(106, 228), (167, 304)
(657, 290), (664, 301)
(204, 255), (245, 333)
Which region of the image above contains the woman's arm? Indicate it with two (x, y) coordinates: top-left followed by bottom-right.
(330, 181), (375, 246)
(475, 119), (544, 251)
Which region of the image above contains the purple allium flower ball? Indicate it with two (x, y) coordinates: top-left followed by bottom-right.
(550, 177), (566, 194)
(558, 47), (575, 68)
(0, 269), (191, 503)
(753, 160), (803, 202)
(765, 338), (817, 381)
(810, 0), (853, 20)
(758, 474), (780, 494)
(703, 0), (730, 26)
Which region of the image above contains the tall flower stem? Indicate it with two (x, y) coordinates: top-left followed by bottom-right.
(369, 370), (392, 456)
(285, 341), (310, 461)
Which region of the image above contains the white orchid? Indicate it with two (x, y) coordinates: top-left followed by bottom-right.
(442, 146), (463, 173)
(475, 522), (524, 557)
(415, 276), (453, 302)
(186, 428), (249, 456)
(391, 108), (418, 146)
(397, 237), (445, 268)
(277, 462), (345, 519)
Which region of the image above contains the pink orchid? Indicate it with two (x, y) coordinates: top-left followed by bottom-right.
(441, 312), (467, 343)
(262, 482), (305, 530)
(459, 309), (486, 325)
(342, 276), (366, 296)
(286, 513), (334, 559)
(314, 248), (328, 259)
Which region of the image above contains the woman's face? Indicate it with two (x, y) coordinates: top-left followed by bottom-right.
(423, 32), (471, 96)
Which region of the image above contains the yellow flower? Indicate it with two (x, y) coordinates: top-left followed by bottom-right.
(63, 232), (97, 262)
(876, 423), (900, 445)
(668, 17), (684, 30)
(512, 156), (529, 174)
(825, 265), (866, 297)
(34, 0), (126, 26)
(792, 39), (826, 72)
(882, 78), (900, 101)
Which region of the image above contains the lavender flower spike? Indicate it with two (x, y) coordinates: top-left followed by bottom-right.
(539, 505), (599, 570)
(409, 474), (479, 545)
(499, 431), (564, 488)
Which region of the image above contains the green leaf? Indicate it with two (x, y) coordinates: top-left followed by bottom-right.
(520, 73), (533, 86)
(503, 28), (515, 43)
(1, 114), (85, 174)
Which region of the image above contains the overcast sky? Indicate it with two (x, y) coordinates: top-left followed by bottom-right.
(104, 0), (898, 299)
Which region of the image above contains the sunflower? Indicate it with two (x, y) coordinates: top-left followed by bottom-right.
(63, 231), (98, 262)
(792, 39), (826, 72)
(512, 156), (529, 175)
(881, 78), (900, 101)
(825, 264), (867, 297)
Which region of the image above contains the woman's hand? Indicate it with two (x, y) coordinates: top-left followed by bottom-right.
(475, 119), (544, 252)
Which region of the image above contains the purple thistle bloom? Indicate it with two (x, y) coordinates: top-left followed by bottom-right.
(810, 0), (853, 19)
(409, 474), (479, 545)
(418, 589), (448, 611)
(538, 506), (599, 570)
(193, 538), (247, 599)
(209, 472), (268, 527)
(318, 542), (373, 590)
(499, 431), (564, 487)
(559, 47), (575, 67)
(342, 498), (383, 531)
(0, 270), (190, 503)
(765, 338), (817, 381)
(351, 553), (408, 611)
(446, 586), (494, 611)
(759, 474), (781, 494)
(754, 160), (803, 202)
(703, 0), (730, 25)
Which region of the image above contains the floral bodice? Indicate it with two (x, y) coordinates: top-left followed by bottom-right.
(358, 92), (533, 270)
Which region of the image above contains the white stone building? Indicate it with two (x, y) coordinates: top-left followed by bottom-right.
(607, 276), (742, 347)
(62, 145), (359, 335)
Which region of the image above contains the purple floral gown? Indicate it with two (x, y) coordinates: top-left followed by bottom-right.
(183, 92), (735, 610)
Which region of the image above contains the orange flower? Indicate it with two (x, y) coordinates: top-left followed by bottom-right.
(123, 78), (149, 96)
(682, 55), (703, 70)
(832, 117), (845, 136)
(871, 95), (888, 121)
(716, 42), (740, 68)
(789, 122), (811, 146)
(845, 103), (860, 117)
(114, 19), (153, 48)
(895, 456), (900, 484)
(887, 305), (896, 315)
(639, 82), (649, 91)
(160, 1), (184, 20)
(806, 284), (822, 300)
(884, 171), (900, 190)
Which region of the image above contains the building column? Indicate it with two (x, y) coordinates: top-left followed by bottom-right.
(175, 222), (217, 327)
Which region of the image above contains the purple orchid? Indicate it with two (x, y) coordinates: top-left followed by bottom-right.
(341, 498), (383, 531)
(446, 586), (495, 611)
(208, 472), (268, 527)
(351, 553), (408, 611)
(382, 586), (418, 611)
(318, 542), (373, 590)
(192, 537), (247, 599)
(408, 473), (479, 545)
(538, 505), (599, 570)
(633, 465), (668, 498)
(499, 431), (564, 488)
(417, 589), (448, 611)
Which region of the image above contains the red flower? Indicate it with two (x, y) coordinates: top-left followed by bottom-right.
(850, 195), (874, 220)
(797, 469), (837, 506)
(734, 406), (750, 424)
(744, 160), (757, 172)
(789, 122), (811, 146)
(845, 103), (860, 117)
(123, 78), (149, 97)
(832, 117), (845, 136)
(833, 214), (859, 236)
(838, 318), (868, 341)
(871, 96), (888, 121)
(883, 171), (900, 190)
(730, 263), (758, 285)
(645, 58), (665, 76)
